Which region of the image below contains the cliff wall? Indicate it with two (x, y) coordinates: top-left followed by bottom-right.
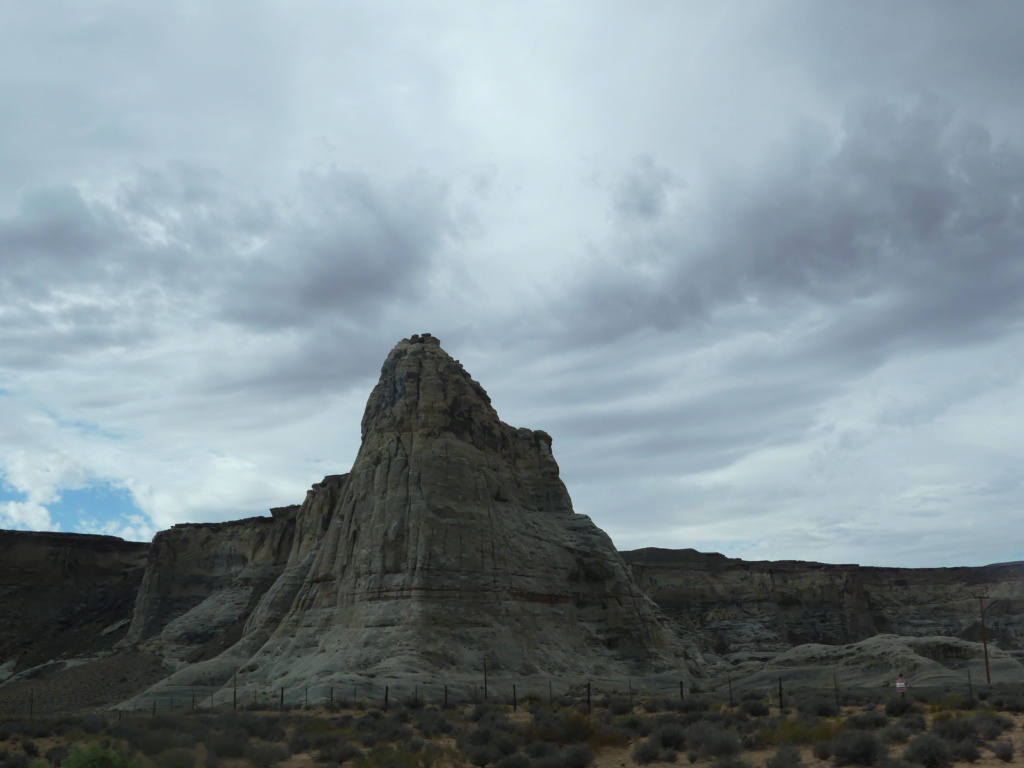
(621, 548), (1024, 654)
(0, 531), (148, 675)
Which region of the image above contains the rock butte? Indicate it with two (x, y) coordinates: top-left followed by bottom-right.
(117, 334), (701, 704)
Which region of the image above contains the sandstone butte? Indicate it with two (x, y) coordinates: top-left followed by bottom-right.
(114, 333), (703, 705)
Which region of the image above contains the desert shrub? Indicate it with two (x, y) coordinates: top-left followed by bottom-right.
(741, 700), (770, 718)
(243, 742), (288, 768)
(811, 742), (831, 761)
(804, 697), (841, 718)
(313, 735), (362, 764)
(152, 749), (196, 768)
(204, 731), (248, 759)
(880, 725), (912, 744)
(902, 734), (952, 768)
(559, 744), (593, 768)
(606, 696), (633, 715)
(44, 745), (70, 767)
(651, 723), (686, 751)
(832, 730), (885, 766)
(527, 709), (592, 745)
(19, 744), (38, 760)
(991, 741), (1013, 762)
(2, 752), (30, 768)
(62, 745), (137, 768)
(631, 740), (660, 765)
(884, 698), (919, 717)
(898, 712), (926, 733)
(765, 743), (803, 768)
(415, 708), (454, 739)
(951, 739), (980, 763)
(618, 715), (652, 739)
(684, 722), (739, 761)
(848, 711), (889, 730)
(641, 697), (669, 713)
(526, 741), (558, 759)
(463, 743), (501, 767)
(929, 715), (977, 742)
(972, 712), (1012, 740)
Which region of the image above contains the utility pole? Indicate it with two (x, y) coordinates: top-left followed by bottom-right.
(976, 595), (992, 684)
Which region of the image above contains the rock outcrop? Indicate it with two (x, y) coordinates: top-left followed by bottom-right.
(0, 531), (148, 680)
(622, 548), (1024, 655)
(122, 334), (698, 703)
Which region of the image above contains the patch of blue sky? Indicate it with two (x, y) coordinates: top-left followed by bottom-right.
(48, 481), (145, 532)
(0, 484), (26, 504)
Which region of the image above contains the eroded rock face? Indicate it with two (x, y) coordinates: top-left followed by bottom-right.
(622, 548), (1024, 654)
(121, 514), (296, 663)
(119, 335), (697, 705)
(0, 531), (148, 676)
(237, 335), (694, 684)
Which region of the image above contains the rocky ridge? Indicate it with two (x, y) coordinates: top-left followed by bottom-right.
(621, 548), (1024, 656)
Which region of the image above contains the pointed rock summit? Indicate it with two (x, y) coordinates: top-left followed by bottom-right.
(123, 335), (698, 703)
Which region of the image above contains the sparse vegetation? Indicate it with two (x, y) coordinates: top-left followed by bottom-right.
(0, 682), (1023, 768)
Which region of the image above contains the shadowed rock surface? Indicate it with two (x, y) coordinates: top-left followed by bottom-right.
(0, 531), (148, 679)
(622, 547), (1024, 654)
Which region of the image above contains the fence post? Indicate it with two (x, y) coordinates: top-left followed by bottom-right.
(305, 685), (309, 709)
(778, 678), (784, 712)
(513, 684), (517, 713)
(727, 675), (734, 710)
(833, 674), (840, 709)
(444, 684), (448, 709)
(330, 686), (334, 704)
(484, 659), (488, 701)
(233, 668), (237, 711)
(548, 680), (553, 708)
(679, 680), (684, 702)
(587, 681), (591, 714)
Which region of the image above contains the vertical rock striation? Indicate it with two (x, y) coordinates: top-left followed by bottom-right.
(241, 334), (696, 684)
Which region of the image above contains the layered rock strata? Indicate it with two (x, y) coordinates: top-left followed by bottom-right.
(623, 548), (1024, 655)
(125, 334), (697, 702)
(0, 531), (148, 678)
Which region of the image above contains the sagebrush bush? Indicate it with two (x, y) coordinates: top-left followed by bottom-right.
(764, 743), (803, 768)
(684, 721), (739, 761)
(951, 739), (980, 763)
(903, 734), (952, 768)
(243, 741), (288, 768)
(832, 730), (885, 767)
(631, 739), (663, 765)
(991, 741), (1013, 762)
(848, 711), (889, 730)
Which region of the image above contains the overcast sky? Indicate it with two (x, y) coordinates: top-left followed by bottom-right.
(2, 2), (1023, 568)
